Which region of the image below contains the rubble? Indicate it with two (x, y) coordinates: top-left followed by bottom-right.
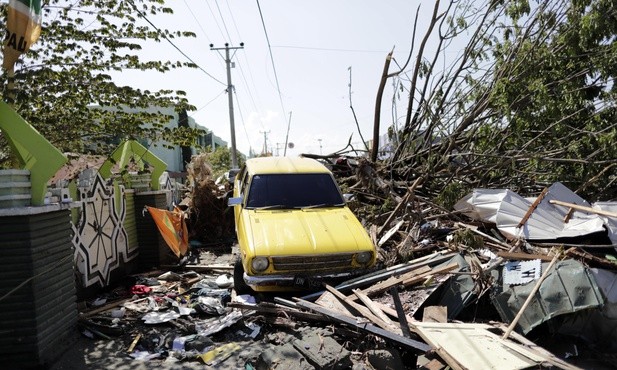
(49, 158), (617, 369)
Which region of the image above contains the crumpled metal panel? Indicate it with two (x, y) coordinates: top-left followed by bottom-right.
(454, 182), (606, 241)
(492, 259), (604, 334)
(557, 268), (617, 350)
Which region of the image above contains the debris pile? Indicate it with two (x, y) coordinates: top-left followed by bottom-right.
(183, 154), (234, 244)
(62, 156), (617, 369)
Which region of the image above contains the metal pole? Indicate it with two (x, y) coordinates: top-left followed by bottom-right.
(283, 111), (292, 156)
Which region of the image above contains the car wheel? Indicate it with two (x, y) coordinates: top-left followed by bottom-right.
(233, 258), (252, 295)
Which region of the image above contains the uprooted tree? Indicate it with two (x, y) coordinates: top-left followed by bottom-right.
(353, 0), (617, 207)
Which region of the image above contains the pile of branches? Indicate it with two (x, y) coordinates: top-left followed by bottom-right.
(185, 154), (234, 244)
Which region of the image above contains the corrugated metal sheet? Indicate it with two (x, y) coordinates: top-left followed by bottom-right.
(0, 209), (77, 368)
(134, 191), (175, 269)
(492, 259), (604, 334)
(454, 182), (606, 241)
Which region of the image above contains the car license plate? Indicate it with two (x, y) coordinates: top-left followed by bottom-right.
(294, 276), (321, 289)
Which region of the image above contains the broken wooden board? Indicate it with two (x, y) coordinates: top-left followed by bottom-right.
(349, 265), (432, 300)
(422, 306), (447, 323)
(412, 322), (579, 370)
(324, 285), (401, 334)
(315, 291), (354, 317)
(497, 251), (553, 262)
(295, 298), (430, 354)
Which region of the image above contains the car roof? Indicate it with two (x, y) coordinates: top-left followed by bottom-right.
(245, 156), (331, 175)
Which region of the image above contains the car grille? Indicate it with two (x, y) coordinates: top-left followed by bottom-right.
(271, 253), (354, 273)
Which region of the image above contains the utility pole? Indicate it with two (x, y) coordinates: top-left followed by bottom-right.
(318, 139), (323, 154)
(210, 42), (244, 168)
(260, 130), (271, 156)
(283, 111), (292, 156)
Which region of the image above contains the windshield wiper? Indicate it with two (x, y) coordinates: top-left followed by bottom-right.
(300, 203), (344, 209)
(254, 205), (287, 210)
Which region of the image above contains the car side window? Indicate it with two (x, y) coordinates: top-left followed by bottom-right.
(240, 172), (250, 197)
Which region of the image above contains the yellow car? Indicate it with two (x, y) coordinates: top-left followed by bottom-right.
(228, 156), (376, 292)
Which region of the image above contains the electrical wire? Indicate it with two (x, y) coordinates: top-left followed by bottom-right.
(183, 0), (225, 70)
(272, 45), (393, 53)
(215, 0), (264, 130)
(214, 0), (234, 42)
(130, 0), (226, 86)
(193, 89), (227, 113)
(233, 87), (254, 153)
(255, 0), (288, 126)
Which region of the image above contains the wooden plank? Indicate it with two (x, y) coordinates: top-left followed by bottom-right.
(301, 252), (457, 301)
(325, 285), (400, 333)
(226, 302), (327, 322)
(517, 187), (549, 229)
(400, 263), (459, 287)
(295, 298), (431, 354)
(550, 199), (617, 218)
(352, 289), (398, 329)
(349, 265), (432, 301)
(496, 251), (553, 262)
(565, 247), (617, 269)
(378, 219), (405, 247)
(422, 306), (447, 323)
(390, 286), (412, 338)
(315, 291), (354, 317)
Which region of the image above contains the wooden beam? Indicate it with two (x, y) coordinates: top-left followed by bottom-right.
(496, 251), (553, 262)
(349, 265), (432, 300)
(517, 187), (549, 229)
(295, 298), (431, 354)
(324, 285), (400, 333)
(352, 289), (398, 330)
(550, 199), (617, 218)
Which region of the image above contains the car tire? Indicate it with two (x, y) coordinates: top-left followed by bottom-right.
(233, 258), (252, 295)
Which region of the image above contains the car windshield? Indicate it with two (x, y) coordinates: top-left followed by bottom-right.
(245, 173), (345, 209)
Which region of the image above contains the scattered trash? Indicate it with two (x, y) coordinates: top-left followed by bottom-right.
(63, 178), (617, 369)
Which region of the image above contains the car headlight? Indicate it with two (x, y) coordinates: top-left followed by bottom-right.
(251, 257), (269, 272)
(356, 252), (372, 265)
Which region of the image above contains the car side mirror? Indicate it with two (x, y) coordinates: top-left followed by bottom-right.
(228, 196), (243, 207)
(343, 193), (355, 202)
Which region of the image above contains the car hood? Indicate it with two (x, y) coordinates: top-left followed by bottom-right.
(244, 208), (373, 256)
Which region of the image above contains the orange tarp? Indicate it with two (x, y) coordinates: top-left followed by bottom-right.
(145, 206), (188, 257)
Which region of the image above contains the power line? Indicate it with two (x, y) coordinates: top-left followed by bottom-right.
(194, 89), (227, 112)
(255, 0), (288, 128)
(130, 1), (225, 86)
(219, 0), (265, 130)
(233, 88), (254, 152)
(272, 45), (395, 53)
(214, 0), (234, 42)
(204, 0), (227, 41)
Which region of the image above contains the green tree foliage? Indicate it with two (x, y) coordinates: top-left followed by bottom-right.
(205, 145), (246, 179)
(485, 0), (617, 200)
(0, 0), (204, 160)
(388, 0), (617, 201)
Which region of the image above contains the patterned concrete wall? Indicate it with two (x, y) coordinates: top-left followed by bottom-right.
(72, 171), (174, 288)
(73, 172), (137, 287)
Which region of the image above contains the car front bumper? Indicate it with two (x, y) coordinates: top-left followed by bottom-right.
(243, 270), (366, 291)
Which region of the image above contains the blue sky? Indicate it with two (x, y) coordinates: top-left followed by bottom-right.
(113, 1), (456, 157)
